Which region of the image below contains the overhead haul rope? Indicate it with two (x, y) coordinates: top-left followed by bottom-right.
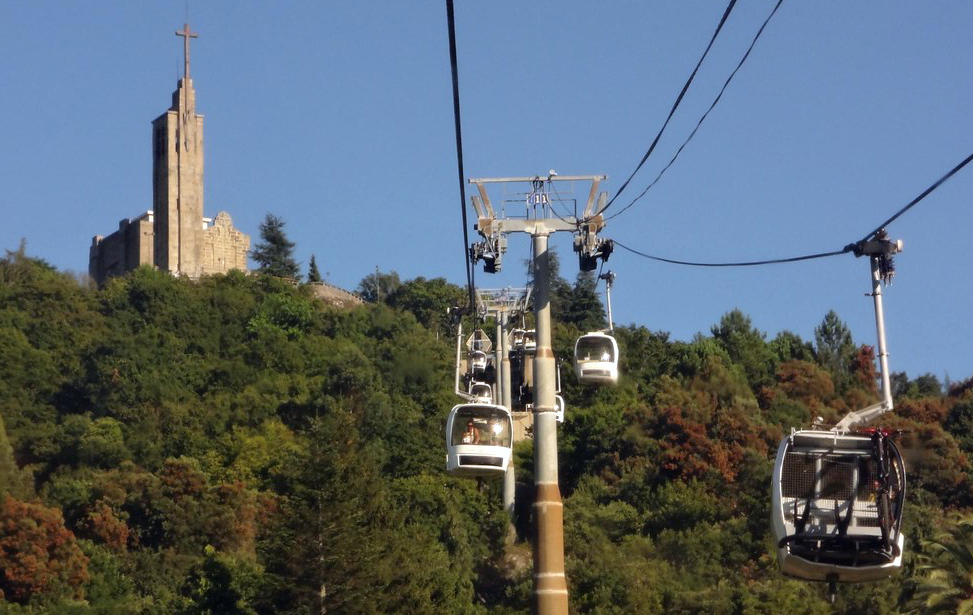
(615, 150), (973, 267)
(446, 0), (477, 315)
(614, 241), (846, 267)
(857, 150), (973, 243)
(608, 0), (784, 222)
(603, 0), (738, 213)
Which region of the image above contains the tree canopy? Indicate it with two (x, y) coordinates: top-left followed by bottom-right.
(306, 255), (322, 284)
(0, 247), (971, 613)
(251, 214), (299, 280)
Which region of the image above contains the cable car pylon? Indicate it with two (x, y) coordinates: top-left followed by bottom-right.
(771, 231), (906, 601)
(467, 174), (611, 615)
(474, 287), (532, 521)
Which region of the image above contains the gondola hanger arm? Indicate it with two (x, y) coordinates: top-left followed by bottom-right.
(835, 400), (891, 433)
(834, 232), (902, 433)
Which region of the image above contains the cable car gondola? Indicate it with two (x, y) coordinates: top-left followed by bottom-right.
(523, 329), (536, 354)
(772, 428), (905, 584)
(510, 328), (526, 350)
(573, 271), (620, 385)
(446, 403), (513, 479)
(469, 350), (488, 374)
(770, 234), (906, 599)
(573, 332), (619, 385)
(469, 382), (493, 403)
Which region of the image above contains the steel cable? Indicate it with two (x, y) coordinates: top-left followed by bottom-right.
(608, 0), (784, 222)
(602, 0), (738, 214)
(446, 0), (477, 314)
(614, 149), (973, 267)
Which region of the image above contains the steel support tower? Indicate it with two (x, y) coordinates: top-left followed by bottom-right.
(469, 174), (610, 615)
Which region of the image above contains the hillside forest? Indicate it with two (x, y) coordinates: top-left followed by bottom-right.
(1, 246), (972, 614)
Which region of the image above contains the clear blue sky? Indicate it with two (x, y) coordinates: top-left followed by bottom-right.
(1, 2), (970, 383)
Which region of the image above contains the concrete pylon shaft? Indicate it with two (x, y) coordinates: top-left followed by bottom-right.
(531, 232), (568, 614)
(499, 315), (516, 520)
(501, 313), (513, 410)
(495, 320), (504, 404)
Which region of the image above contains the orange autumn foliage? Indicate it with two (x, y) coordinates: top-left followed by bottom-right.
(0, 495), (89, 603)
(81, 500), (130, 552)
(776, 360), (834, 403)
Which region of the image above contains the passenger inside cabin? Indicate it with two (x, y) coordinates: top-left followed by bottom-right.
(461, 420), (481, 444)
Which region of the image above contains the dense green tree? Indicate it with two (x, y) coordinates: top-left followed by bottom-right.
(257, 412), (374, 613)
(178, 546), (261, 615)
(891, 372), (910, 400)
(945, 398), (973, 456)
(814, 310), (857, 392)
(77, 418), (130, 469)
(0, 415), (29, 500)
(246, 292), (313, 340)
(356, 269), (401, 303)
(78, 541), (141, 613)
(893, 372), (943, 400)
(306, 254), (322, 284)
(562, 271), (606, 332)
(769, 330), (816, 363)
(949, 376), (973, 398)
(251, 214), (299, 280)
(524, 248), (573, 321)
(386, 276), (466, 339)
(711, 309), (776, 388)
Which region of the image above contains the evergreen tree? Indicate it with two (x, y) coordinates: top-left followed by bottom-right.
(769, 330), (816, 363)
(306, 254), (322, 284)
(563, 271), (606, 332)
(524, 248), (572, 320)
(711, 309), (776, 388)
(251, 214), (299, 280)
(814, 310), (857, 391)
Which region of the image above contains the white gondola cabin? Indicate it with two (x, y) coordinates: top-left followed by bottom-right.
(469, 382), (493, 403)
(446, 403), (513, 479)
(523, 330), (537, 354)
(573, 332), (619, 385)
(510, 329), (526, 350)
(771, 429), (905, 584)
(469, 350), (488, 374)
(555, 394), (565, 423)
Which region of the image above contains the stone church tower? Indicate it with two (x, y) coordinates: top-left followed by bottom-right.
(153, 24), (206, 276)
(89, 24), (249, 285)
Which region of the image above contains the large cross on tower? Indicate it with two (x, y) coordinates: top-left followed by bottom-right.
(175, 23), (198, 80)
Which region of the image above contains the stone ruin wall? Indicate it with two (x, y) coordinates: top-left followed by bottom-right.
(199, 211), (250, 276)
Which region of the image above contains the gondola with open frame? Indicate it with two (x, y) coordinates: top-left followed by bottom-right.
(771, 233), (906, 601)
